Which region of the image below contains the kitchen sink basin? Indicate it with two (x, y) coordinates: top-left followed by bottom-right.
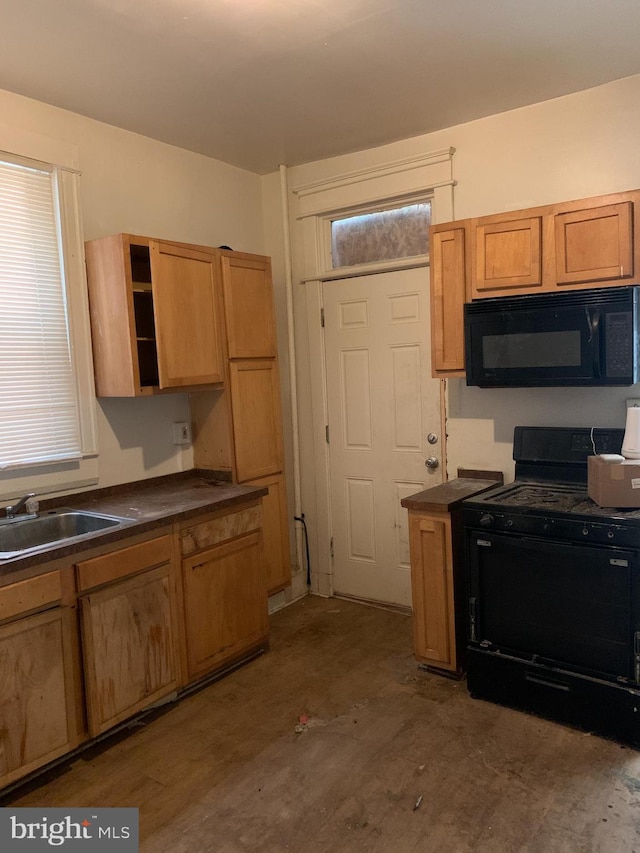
(0, 509), (131, 559)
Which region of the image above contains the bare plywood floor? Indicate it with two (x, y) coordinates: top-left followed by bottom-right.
(6, 596), (640, 851)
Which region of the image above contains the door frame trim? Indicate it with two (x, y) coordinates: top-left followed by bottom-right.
(305, 279), (332, 595)
(297, 164), (455, 597)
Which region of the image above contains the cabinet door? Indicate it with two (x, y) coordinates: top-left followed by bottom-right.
(80, 566), (176, 736)
(554, 202), (633, 285)
(408, 512), (456, 671)
(474, 216), (542, 296)
(430, 227), (467, 376)
(0, 608), (77, 788)
(221, 254), (277, 358)
(246, 473), (291, 594)
(150, 241), (224, 388)
(229, 359), (284, 482)
(182, 532), (268, 681)
(85, 233), (141, 397)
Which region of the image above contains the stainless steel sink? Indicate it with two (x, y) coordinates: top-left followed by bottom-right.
(0, 509), (131, 559)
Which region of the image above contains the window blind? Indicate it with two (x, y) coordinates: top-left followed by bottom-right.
(0, 158), (81, 469)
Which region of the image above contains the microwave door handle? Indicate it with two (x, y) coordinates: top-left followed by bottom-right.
(589, 309), (602, 378)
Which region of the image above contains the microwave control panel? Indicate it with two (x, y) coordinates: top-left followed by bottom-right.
(606, 312), (633, 377)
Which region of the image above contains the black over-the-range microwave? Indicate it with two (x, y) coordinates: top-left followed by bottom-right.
(464, 286), (640, 387)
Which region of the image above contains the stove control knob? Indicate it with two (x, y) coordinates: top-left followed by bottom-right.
(607, 529), (615, 539)
(479, 514), (494, 527)
(505, 518), (514, 527)
(582, 527), (589, 536)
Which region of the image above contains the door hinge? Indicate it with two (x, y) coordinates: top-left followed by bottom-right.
(321, 307), (325, 327)
(325, 424), (330, 444)
(330, 537), (334, 559)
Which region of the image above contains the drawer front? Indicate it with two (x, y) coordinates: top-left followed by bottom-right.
(181, 504), (262, 556)
(76, 535), (173, 591)
(0, 570), (62, 623)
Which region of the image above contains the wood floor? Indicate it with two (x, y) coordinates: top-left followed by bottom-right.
(5, 595), (640, 851)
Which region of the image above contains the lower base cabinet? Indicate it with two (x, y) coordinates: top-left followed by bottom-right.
(0, 494), (270, 792)
(0, 606), (78, 788)
(407, 510), (458, 674)
(80, 567), (176, 736)
(182, 530), (268, 681)
(77, 535), (177, 737)
(247, 473), (291, 594)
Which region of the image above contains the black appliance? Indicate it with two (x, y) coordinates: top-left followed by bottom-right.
(464, 286), (640, 387)
(463, 426), (640, 746)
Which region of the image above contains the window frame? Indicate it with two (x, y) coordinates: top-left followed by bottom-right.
(0, 132), (98, 502)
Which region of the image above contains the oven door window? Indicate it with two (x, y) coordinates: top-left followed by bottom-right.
(468, 532), (635, 680)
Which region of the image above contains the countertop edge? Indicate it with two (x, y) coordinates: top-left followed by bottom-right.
(401, 478), (503, 512)
(0, 473), (268, 578)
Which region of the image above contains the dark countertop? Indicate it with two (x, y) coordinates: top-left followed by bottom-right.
(401, 478), (502, 512)
(0, 471), (267, 577)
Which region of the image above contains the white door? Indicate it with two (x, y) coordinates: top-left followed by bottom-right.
(323, 267), (442, 607)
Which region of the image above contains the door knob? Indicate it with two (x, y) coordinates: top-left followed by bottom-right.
(425, 456), (439, 470)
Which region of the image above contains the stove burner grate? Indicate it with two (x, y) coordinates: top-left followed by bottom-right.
(483, 482), (588, 513)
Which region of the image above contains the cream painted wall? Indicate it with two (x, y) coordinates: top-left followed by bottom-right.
(0, 87), (265, 496)
(262, 74), (640, 585)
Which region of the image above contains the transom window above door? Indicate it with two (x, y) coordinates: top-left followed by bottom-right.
(329, 200), (431, 272)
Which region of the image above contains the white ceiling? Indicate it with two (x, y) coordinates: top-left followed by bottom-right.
(3, 0), (640, 174)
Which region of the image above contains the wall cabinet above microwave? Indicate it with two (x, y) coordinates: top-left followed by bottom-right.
(85, 234), (225, 396)
(429, 188), (640, 378)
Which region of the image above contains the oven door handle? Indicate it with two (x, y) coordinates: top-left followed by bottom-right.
(525, 672), (571, 692)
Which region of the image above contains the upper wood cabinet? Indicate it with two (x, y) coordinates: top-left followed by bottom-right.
(151, 241), (224, 388)
(229, 359), (285, 483)
(554, 201), (633, 286)
(220, 252), (277, 358)
(429, 188), (640, 377)
(85, 234), (224, 396)
(474, 216), (543, 295)
(430, 227), (468, 377)
(191, 249), (291, 594)
(468, 191), (639, 299)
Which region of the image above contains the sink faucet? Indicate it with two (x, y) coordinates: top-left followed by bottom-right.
(5, 493), (36, 518)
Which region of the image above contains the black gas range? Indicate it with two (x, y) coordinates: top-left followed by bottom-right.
(463, 426), (640, 746)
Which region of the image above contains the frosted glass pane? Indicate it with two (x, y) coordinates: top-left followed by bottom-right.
(331, 202), (431, 268)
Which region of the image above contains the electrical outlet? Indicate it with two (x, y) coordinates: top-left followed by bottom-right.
(172, 422), (191, 445)
(627, 399), (640, 408)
